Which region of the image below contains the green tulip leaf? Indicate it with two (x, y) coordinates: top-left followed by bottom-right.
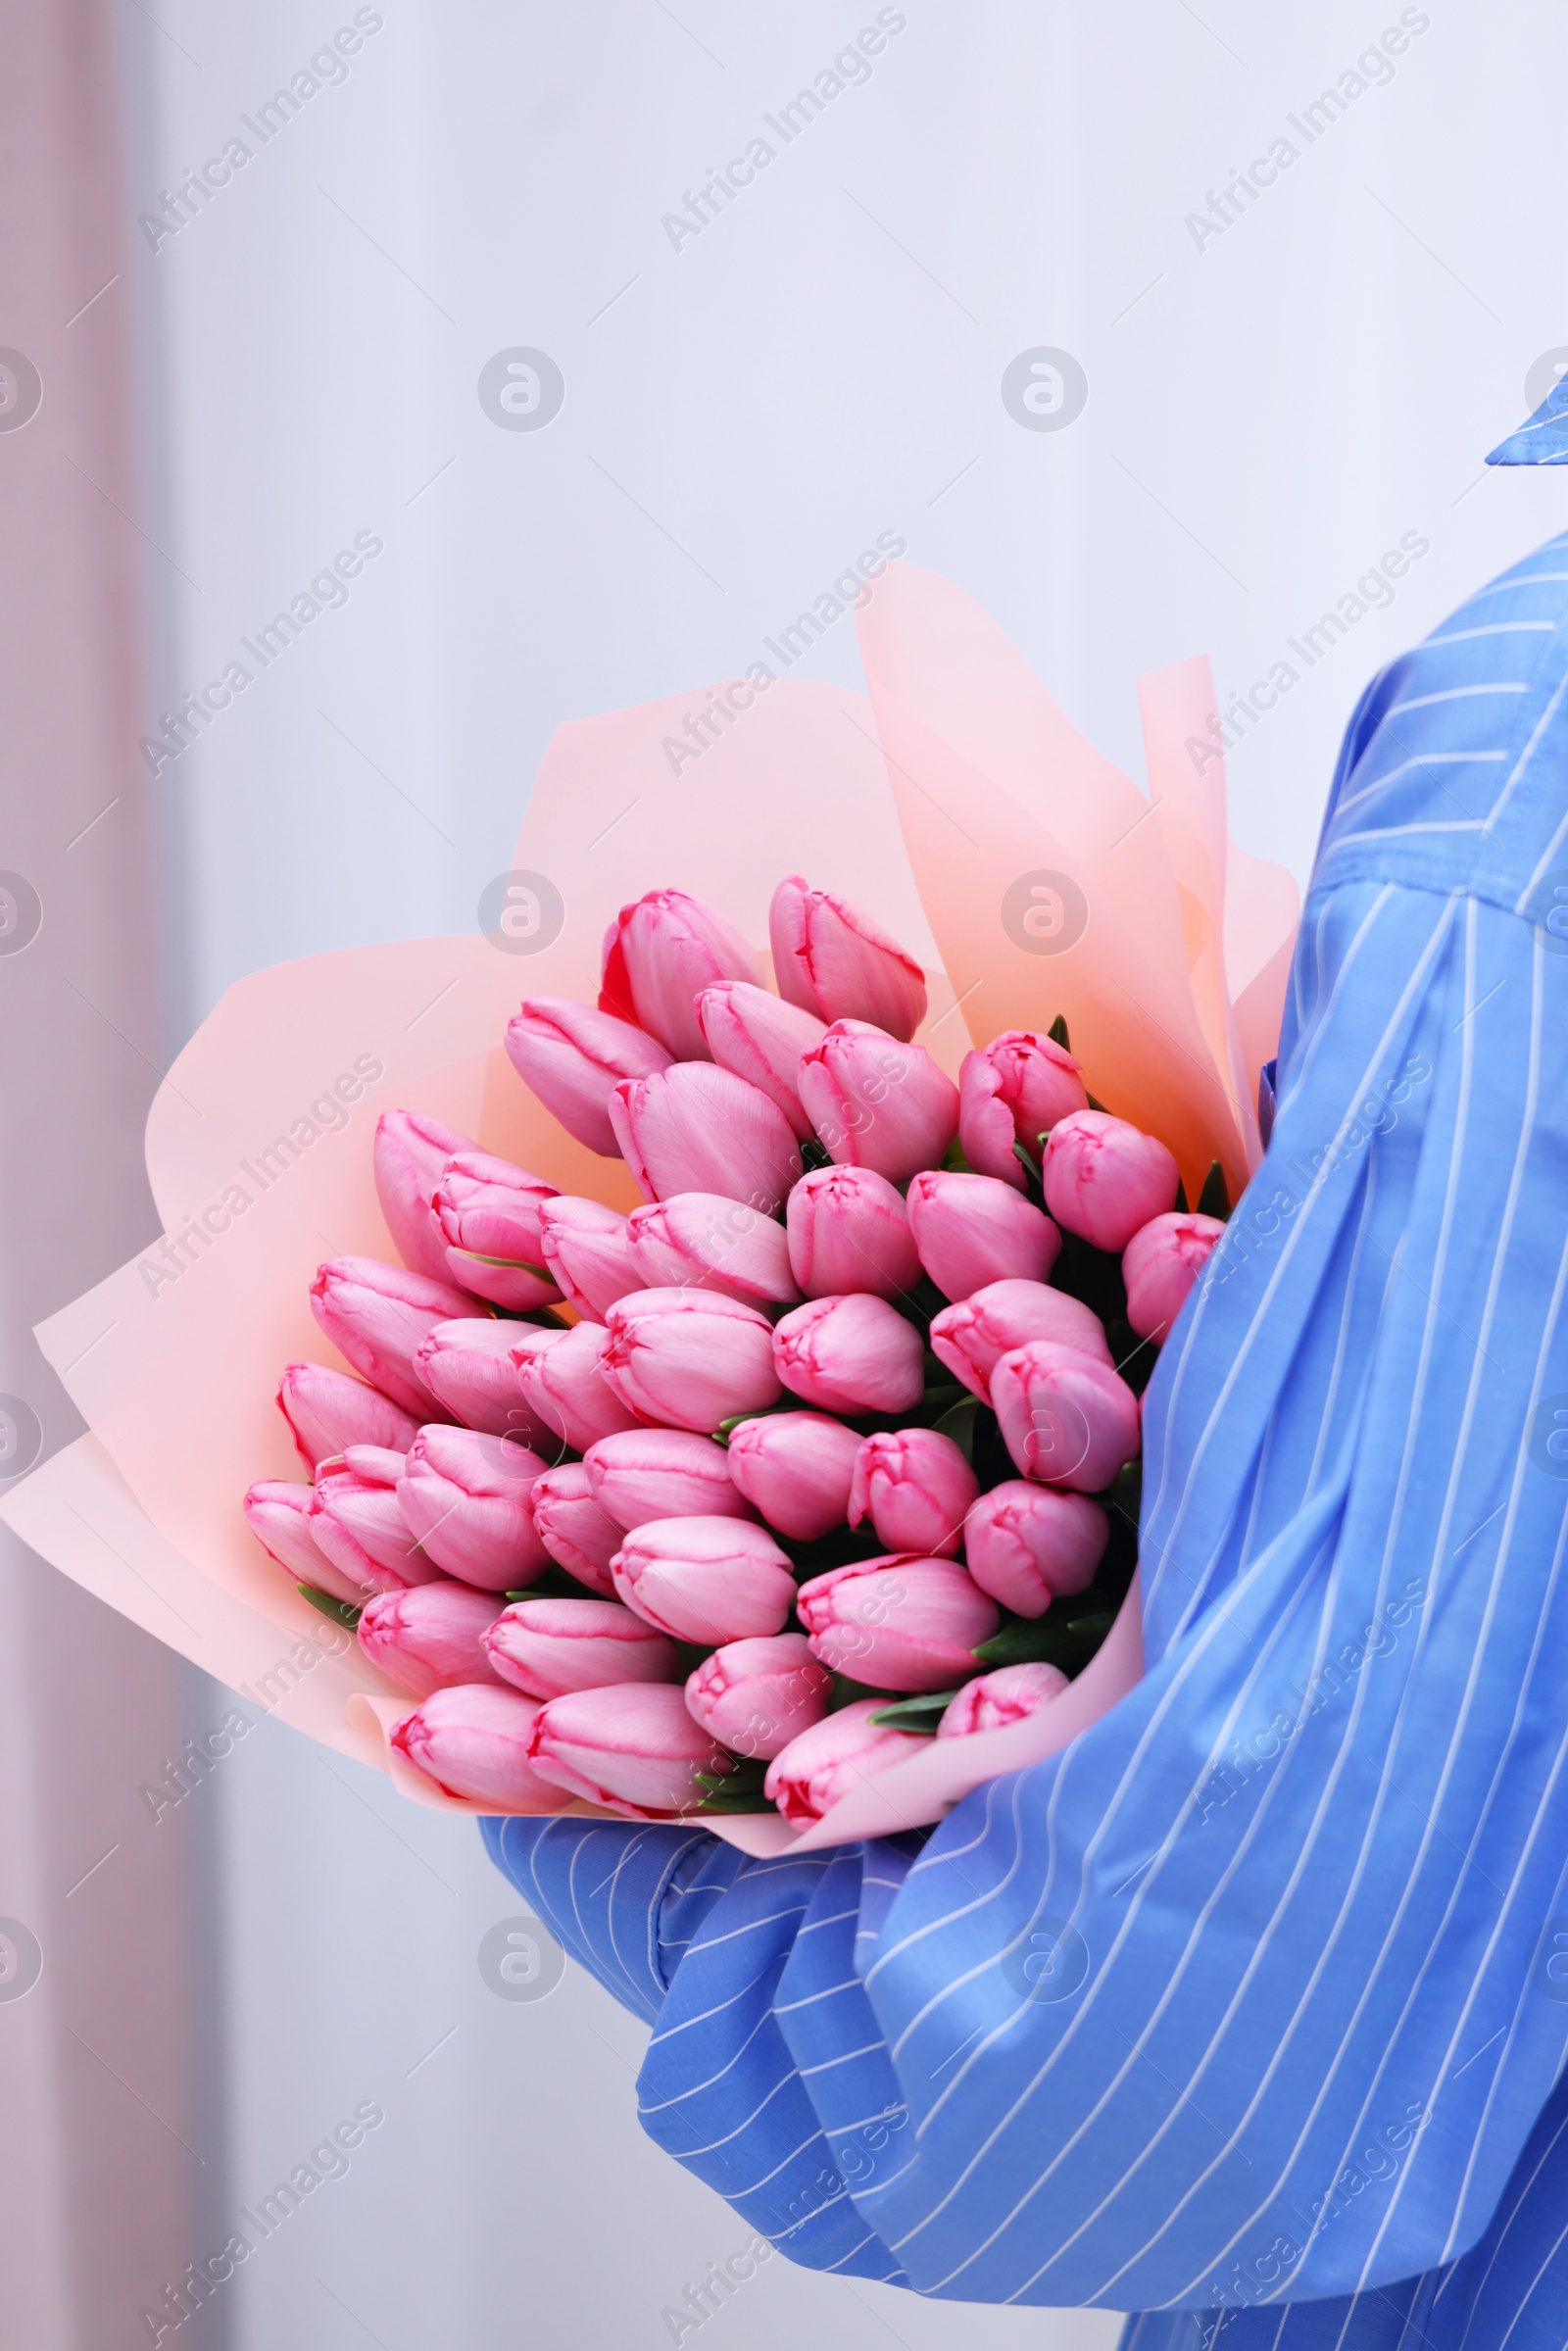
(296, 1585), (362, 1632)
(1197, 1159), (1232, 1221)
(868, 1690), (960, 1734)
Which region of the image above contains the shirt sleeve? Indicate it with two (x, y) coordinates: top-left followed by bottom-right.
(483, 1815), (919, 2282)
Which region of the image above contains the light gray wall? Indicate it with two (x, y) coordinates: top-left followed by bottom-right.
(108, 1), (1568, 2344)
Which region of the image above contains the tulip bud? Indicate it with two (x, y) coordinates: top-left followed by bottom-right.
(849, 1429), (980, 1559)
(311, 1256), (474, 1420)
(796, 1022), (959, 1186)
(1042, 1109), (1180, 1252)
(796, 1556), (999, 1692)
(391, 1684), (559, 1808)
(310, 1447), (441, 1595)
(537, 1197), (645, 1323)
(484, 1595), (680, 1699)
(611, 1063), (803, 1215)
(581, 1427), (753, 1530)
(430, 1151), (561, 1311)
(936, 1660), (1070, 1739)
(785, 1164), (921, 1300)
(961, 1480), (1107, 1617)
(723, 1411), (862, 1541)
(626, 1192), (799, 1307)
(599, 887), (762, 1061)
(506, 997), (672, 1157)
(930, 1278), (1113, 1400)
(1121, 1211), (1226, 1343)
(276, 1361), (418, 1471)
(990, 1342), (1141, 1493)
(695, 981), (826, 1139)
(397, 1426), (553, 1591)
(415, 1319), (555, 1445)
(524, 1682), (731, 1818)
(527, 1464), (623, 1596)
(768, 877), (927, 1040)
(373, 1110), (478, 1283)
(763, 1697), (928, 1827)
(773, 1293), (925, 1417)
(358, 1582), (507, 1698)
(957, 1031), (1089, 1189)
(602, 1289), (781, 1434)
(612, 1517), (797, 1645)
(685, 1635), (831, 1761)
(244, 1479), (369, 1607)
(513, 1320), (644, 1453)
(906, 1170), (1060, 1299)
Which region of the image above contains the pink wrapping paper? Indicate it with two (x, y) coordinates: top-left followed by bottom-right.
(0, 566), (1297, 1845)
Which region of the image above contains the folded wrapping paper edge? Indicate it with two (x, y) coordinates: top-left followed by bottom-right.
(858, 563), (1299, 1195)
(0, 1432), (400, 1772)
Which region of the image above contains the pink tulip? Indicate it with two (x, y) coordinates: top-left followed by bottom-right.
(930, 1278), (1113, 1400)
(415, 1319), (554, 1445)
(484, 1595), (680, 1699)
(612, 1517), (797, 1644)
(962, 1481), (1107, 1616)
(936, 1661), (1070, 1739)
(723, 1411), (863, 1541)
(514, 1320), (644, 1453)
(695, 981), (826, 1139)
(1122, 1211), (1226, 1342)
(602, 1289), (781, 1434)
(582, 1428), (753, 1530)
(773, 1293), (925, 1417)
(685, 1635), (831, 1760)
(768, 876), (927, 1041)
(990, 1342), (1142, 1493)
(612, 1063), (803, 1215)
(527, 1464), (623, 1596)
(310, 1255), (474, 1421)
(396, 1426), (553, 1591)
(599, 887), (762, 1061)
(785, 1164), (921, 1300)
(244, 1480), (369, 1607)
(373, 1110), (478, 1283)
(1042, 1109), (1181, 1252)
(391, 1684), (559, 1809)
(524, 1682), (731, 1819)
(906, 1169), (1060, 1299)
(849, 1429), (980, 1559)
(796, 1022), (958, 1186)
(626, 1192), (799, 1308)
(763, 1698), (929, 1827)
(537, 1197), (645, 1323)
(506, 997), (672, 1157)
(357, 1582), (507, 1698)
(957, 1031), (1089, 1189)
(507, 1325), (566, 1383)
(310, 1447), (442, 1594)
(796, 1556), (999, 1691)
(275, 1361), (418, 1471)
(430, 1151), (561, 1311)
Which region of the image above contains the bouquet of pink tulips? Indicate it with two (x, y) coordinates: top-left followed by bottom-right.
(244, 877), (1228, 1829)
(5, 562), (1297, 1855)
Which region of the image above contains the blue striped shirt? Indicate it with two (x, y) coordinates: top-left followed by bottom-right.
(487, 526), (1568, 2345)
